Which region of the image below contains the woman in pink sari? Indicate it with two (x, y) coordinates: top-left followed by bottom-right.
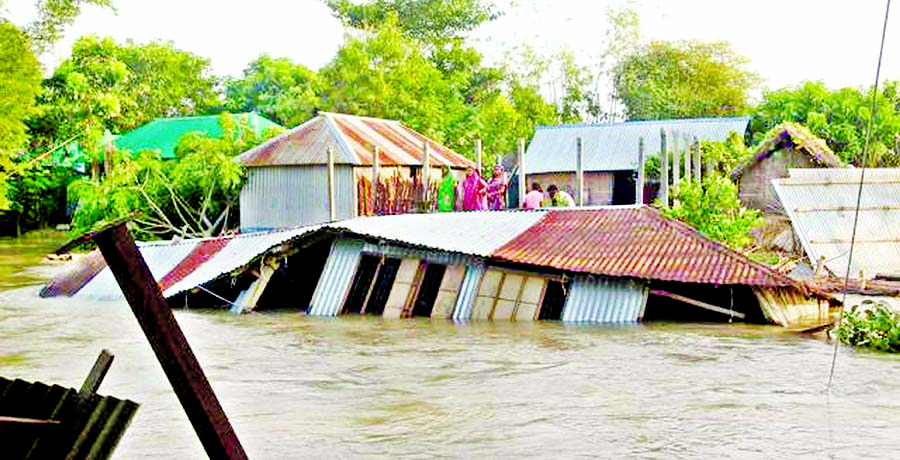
(486, 165), (508, 210)
(462, 166), (488, 210)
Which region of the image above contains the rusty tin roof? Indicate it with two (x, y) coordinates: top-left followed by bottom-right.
(234, 112), (474, 168)
(493, 207), (798, 287)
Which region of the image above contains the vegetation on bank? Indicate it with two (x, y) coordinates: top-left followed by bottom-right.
(834, 300), (900, 353)
(3, 0), (900, 243)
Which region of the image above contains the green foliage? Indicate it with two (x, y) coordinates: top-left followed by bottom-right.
(32, 35), (219, 158)
(68, 115), (267, 240)
(325, 0), (498, 43)
(750, 81), (900, 166)
(614, 40), (758, 120)
(663, 175), (764, 250)
(225, 55), (321, 127)
(702, 132), (752, 175)
(835, 301), (900, 353)
(25, 0), (114, 51)
(0, 22), (42, 209)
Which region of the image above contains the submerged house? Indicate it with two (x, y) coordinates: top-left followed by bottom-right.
(524, 117), (750, 205)
(234, 112), (474, 232)
(114, 112), (282, 160)
(773, 168), (900, 280)
(43, 207), (834, 328)
(733, 122), (843, 211)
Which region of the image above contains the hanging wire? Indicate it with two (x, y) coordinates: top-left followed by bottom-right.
(827, 0), (892, 390)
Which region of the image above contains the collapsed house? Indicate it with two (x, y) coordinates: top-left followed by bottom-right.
(42, 207), (834, 328)
(234, 112), (474, 232)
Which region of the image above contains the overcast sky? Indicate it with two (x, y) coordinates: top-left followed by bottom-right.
(4, 0), (898, 91)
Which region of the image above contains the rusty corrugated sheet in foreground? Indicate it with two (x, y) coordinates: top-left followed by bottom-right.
(234, 112), (474, 168)
(493, 207), (797, 287)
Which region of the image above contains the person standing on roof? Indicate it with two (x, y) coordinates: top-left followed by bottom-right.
(542, 184), (575, 207)
(523, 183), (545, 209)
(462, 166), (488, 210)
(437, 166), (457, 212)
(486, 164), (508, 210)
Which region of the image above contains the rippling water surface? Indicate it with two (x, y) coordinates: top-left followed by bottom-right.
(1, 245), (900, 458)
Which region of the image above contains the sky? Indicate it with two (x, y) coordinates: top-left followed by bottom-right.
(3, 0), (899, 92)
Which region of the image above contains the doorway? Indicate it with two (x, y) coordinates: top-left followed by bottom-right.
(410, 263), (447, 317)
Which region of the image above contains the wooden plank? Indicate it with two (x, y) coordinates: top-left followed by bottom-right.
(650, 289), (746, 319)
(93, 223), (247, 460)
(81, 349), (114, 394)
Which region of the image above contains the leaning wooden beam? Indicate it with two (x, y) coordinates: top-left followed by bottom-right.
(650, 289), (746, 319)
(93, 223), (248, 460)
(81, 349), (114, 394)
(231, 258), (280, 314)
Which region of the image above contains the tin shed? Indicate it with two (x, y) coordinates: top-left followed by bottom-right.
(234, 112), (474, 231)
(524, 117), (750, 206)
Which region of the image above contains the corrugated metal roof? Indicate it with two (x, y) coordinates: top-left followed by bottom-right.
(525, 117), (750, 174)
(561, 277), (648, 322)
(308, 239), (363, 316)
(493, 207), (797, 286)
(773, 168), (900, 279)
(334, 210), (549, 257)
(234, 112), (474, 168)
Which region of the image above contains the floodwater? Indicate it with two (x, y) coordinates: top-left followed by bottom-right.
(2, 237), (900, 459)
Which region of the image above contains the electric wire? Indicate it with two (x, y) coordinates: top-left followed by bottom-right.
(827, 0), (892, 390)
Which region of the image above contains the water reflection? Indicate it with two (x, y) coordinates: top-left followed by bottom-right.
(2, 287), (900, 459)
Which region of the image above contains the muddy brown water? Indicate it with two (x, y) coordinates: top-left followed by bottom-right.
(1, 236), (900, 459)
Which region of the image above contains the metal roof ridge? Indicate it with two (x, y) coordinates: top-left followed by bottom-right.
(534, 116), (751, 131)
(322, 114), (361, 164)
(234, 115), (324, 164)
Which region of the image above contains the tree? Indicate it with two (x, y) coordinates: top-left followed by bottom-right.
(325, 0), (498, 44)
(750, 80), (900, 166)
(613, 40), (758, 120)
(663, 175), (763, 250)
(68, 115), (271, 239)
(225, 55), (321, 127)
(25, 0), (114, 52)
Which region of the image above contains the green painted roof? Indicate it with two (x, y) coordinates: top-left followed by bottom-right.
(113, 113), (282, 160)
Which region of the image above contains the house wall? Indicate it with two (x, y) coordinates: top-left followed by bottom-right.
(739, 150), (814, 211)
(525, 171), (614, 206)
(240, 165), (357, 231)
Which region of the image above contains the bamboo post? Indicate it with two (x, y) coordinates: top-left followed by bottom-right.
(475, 139), (483, 175)
(422, 141), (431, 204)
(693, 136), (702, 184)
(660, 128), (668, 208)
(517, 138), (526, 208)
(576, 137), (584, 206)
(372, 146), (380, 215)
(684, 133), (691, 184)
(93, 224), (247, 459)
(327, 146), (336, 221)
(672, 131), (680, 192)
(636, 137), (645, 205)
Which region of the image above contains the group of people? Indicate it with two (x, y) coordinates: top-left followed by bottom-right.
(438, 164), (509, 211)
(436, 165), (575, 211)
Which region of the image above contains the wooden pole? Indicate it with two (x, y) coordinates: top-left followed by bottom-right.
(693, 136), (702, 184)
(475, 139), (483, 175)
(422, 141), (431, 203)
(672, 131), (680, 193)
(372, 145), (380, 215)
(576, 136), (584, 206)
(327, 146), (336, 221)
(683, 133), (691, 185)
(517, 138), (526, 208)
(93, 224), (247, 460)
(660, 128), (668, 208)
(636, 137), (645, 205)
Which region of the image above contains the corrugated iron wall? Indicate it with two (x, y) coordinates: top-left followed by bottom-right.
(240, 165), (356, 231)
(308, 239), (363, 316)
(452, 264), (485, 321)
(562, 277), (648, 322)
